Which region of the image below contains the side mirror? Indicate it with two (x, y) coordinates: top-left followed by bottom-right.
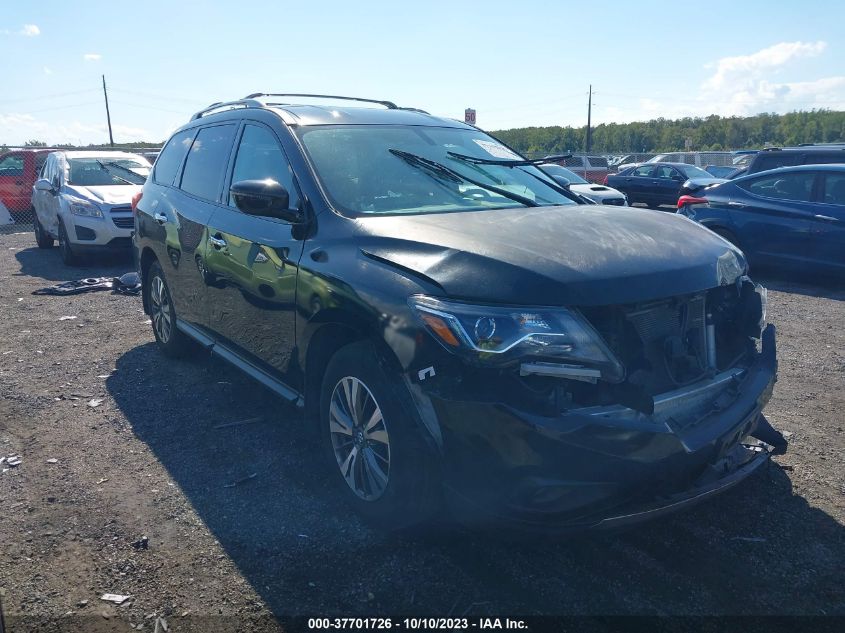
(551, 175), (571, 189)
(34, 178), (55, 193)
(230, 179), (302, 223)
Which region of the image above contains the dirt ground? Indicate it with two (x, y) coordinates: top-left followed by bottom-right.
(0, 229), (843, 632)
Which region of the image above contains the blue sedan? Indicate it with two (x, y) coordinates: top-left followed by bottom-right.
(677, 164), (845, 273)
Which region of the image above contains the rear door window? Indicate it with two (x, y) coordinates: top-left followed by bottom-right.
(179, 124), (238, 201)
(154, 128), (196, 186)
(586, 156), (607, 167)
(632, 165), (654, 177)
(738, 171), (816, 202)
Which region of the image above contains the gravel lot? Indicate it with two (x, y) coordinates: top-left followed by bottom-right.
(0, 228), (843, 632)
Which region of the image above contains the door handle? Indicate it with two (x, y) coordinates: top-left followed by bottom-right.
(727, 201), (746, 208)
(153, 212), (168, 224)
(209, 235), (228, 250)
(814, 214), (839, 223)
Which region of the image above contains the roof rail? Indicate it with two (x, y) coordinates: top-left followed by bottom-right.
(190, 99), (264, 121)
(245, 93), (398, 109)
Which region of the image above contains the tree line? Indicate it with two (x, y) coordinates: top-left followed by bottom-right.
(490, 109), (845, 155)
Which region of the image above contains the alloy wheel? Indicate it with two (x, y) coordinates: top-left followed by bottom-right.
(150, 275), (173, 344)
(329, 376), (391, 501)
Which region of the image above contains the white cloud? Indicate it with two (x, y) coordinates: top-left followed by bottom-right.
(20, 24), (40, 36)
(703, 41), (827, 92)
(83, 53), (102, 61)
(43, 66), (52, 75)
(636, 41), (845, 118)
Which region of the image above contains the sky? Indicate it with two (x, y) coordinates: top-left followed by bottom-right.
(2, 0), (845, 146)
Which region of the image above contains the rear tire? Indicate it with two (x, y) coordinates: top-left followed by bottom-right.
(146, 260), (192, 358)
(34, 217), (54, 249)
(57, 220), (78, 265)
(320, 340), (439, 529)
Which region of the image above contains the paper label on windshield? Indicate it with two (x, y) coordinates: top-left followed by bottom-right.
(472, 139), (521, 160)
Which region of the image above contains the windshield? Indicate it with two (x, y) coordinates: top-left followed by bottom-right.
(539, 164), (589, 185)
(678, 164), (713, 179)
(296, 125), (577, 215)
(67, 157), (150, 186)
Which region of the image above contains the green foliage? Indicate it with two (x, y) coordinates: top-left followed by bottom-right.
(491, 109), (845, 154)
(24, 139), (48, 147)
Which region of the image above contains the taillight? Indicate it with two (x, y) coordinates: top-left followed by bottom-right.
(677, 195), (707, 209)
(131, 191), (143, 214)
(602, 175), (608, 185)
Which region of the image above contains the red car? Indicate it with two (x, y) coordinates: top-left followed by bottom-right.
(0, 149), (52, 218)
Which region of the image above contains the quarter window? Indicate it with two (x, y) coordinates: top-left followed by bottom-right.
(229, 125), (300, 210)
(739, 172), (816, 202)
(154, 128), (196, 186)
(180, 125), (237, 201)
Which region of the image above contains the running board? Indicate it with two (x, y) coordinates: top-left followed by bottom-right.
(176, 319), (304, 408)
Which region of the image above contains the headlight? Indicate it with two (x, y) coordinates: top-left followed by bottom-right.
(409, 295), (624, 381)
(69, 199), (103, 218)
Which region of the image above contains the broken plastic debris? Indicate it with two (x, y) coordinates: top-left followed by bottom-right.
(46, 458), (58, 464)
(88, 398), (104, 408)
(154, 616), (169, 633)
(96, 477), (109, 485)
(100, 593), (130, 604)
(7, 456), (21, 467)
(59, 316), (78, 321)
(223, 472), (257, 488)
(131, 536), (149, 550)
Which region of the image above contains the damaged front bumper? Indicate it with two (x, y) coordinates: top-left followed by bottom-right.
(431, 324), (785, 532)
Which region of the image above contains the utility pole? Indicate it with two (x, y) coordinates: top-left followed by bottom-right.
(585, 84), (593, 153)
(102, 74), (114, 147)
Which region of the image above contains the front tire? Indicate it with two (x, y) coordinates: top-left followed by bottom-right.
(146, 260), (192, 358)
(34, 217), (54, 249)
(57, 220), (78, 265)
(320, 341), (439, 529)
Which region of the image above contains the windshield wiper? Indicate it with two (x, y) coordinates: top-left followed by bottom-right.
(446, 151), (572, 167)
(388, 149), (539, 207)
(96, 160), (145, 185)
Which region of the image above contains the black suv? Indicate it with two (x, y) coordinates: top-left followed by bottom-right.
(745, 145), (845, 176)
(134, 94), (786, 531)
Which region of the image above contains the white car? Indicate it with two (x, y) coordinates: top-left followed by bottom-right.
(31, 151), (151, 264)
(540, 164), (628, 206)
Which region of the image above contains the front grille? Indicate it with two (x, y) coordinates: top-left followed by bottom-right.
(602, 198), (626, 206)
(112, 216), (134, 229)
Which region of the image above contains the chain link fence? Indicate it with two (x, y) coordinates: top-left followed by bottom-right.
(0, 146), (159, 234)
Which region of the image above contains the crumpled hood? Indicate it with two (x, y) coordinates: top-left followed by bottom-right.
(66, 184), (141, 206)
(355, 205), (747, 306)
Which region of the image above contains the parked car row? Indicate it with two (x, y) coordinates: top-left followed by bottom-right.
(121, 93), (784, 533)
